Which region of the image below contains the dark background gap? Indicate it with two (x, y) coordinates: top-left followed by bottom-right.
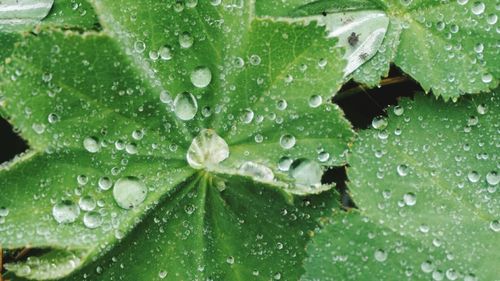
(0, 118), (29, 163)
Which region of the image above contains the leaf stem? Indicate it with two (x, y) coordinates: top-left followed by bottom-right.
(333, 76), (409, 102)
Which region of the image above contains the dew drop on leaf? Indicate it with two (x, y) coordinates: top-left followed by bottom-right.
(239, 162), (274, 182)
(83, 211), (103, 229)
(240, 108), (254, 124)
(397, 164), (409, 177)
(134, 40), (146, 53)
(372, 116), (388, 130)
(490, 220), (500, 232)
(98, 176), (113, 191)
(78, 196), (96, 211)
(467, 171), (480, 183)
(0, 206), (9, 217)
(83, 137), (101, 153)
(403, 192), (417, 206)
(471, 1), (485, 15)
(52, 200), (80, 224)
(179, 32), (194, 48)
(308, 95), (322, 108)
(186, 129), (229, 169)
(190, 66), (212, 88)
(158, 270), (168, 279)
(289, 159), (322, 187)
(173, 92), (198, 120)
(112, 177), (148, 209)
(159, 45), (173, 60)
(278, 156), (293, 172)
(374, 249), (388, 262)
(486, 171), (499, 185)
(279, 134), (296, 149)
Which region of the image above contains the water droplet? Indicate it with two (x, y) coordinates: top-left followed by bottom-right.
(186, 0), (198, 8)
(308, 95), (322, 108)
(393, 105), (404, 116)
(77, 175), (88, 185)
(374, 249), (388, 262)
(226, 256), (235, 264)
(289, 159), (322, 187)
(280, 134), (296, 149)
(421, 261), (434, 273)
(174, 92), (198, 120)
(48, 113), (60, 124)
(0, 207), (9, 217)
(476, 104), (488, 115)
(397, 164), (409, 177)
(83, 137), (100, 153)
(457, 0), (469, 5)
(467, 171), (480, 183)
(190, 66), (212, 88)
(98, 177), (113, 191)
(78, 196), (96, 211)
(240, 109), (254, 124)
(486, 171), (499, 185)
(239, 162), (274, 182)
(159, 271), (168, 279)
(481, 73), (493, 83)
(159, 45), (173, 60)
(179, 32), (194, 48)
(249, 54), (261, 65)
(403, 192), (417, 206)
(160, 90), (173, 104)
(471, 1), (485, 15)
(276, 99), (288, 110)
(113, 177), (148, 209)
(187, 129), (229, 169)
(32, 123), (45, 134)
(134, 40), (146, 53)
(83, 211), (102, 229)
(490, 220), (500, 232)
(278, 156), (293, 171)
(372, 116), (388, 130)
(52, 200), (80, 224)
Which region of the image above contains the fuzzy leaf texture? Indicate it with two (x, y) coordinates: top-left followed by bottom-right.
(0, 0), (354, 280)
(303, 90), (500, 280)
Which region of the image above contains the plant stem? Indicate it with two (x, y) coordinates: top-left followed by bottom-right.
(333, 76), (409, 102)
(14, 248), (30, 261)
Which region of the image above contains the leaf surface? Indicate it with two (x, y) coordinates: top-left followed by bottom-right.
(303, 91), (500, 280)
(0, 0), (353, 279)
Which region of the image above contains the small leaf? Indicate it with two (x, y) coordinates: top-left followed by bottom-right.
(303, 90), (500, 280)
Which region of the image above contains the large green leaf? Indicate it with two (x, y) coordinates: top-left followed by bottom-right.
(0, 0), (353, 280)
(261, 0), (499, 99)
(303, 91), (499, 280)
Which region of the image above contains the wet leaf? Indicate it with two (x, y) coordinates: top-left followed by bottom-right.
(262, 0), (499, 99)
(0, 0), (352, 280)
(303, 90), (499, 280)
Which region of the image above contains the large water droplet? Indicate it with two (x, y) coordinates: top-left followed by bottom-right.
(190, 66), (212, 88)
(239, 162), (274, 182)
(289, 159), (322, 187)
(397, 164), (409, 177)
(83, 137), (100, 153)
(52, 200), (80, 224)
(187, 129), (229, 169)
(113, 177), (148, 209)
(173, 92), (198, 120)
(486, 171), (499, 185)
(179, 32), (194, 48)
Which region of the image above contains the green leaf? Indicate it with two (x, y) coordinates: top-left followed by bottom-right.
(303, 91), (500, 280)
(0, 1), (353, 279)
(263, 0), (499, 99)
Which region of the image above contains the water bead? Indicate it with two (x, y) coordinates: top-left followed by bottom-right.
(113, 177), (148, 209)
(52, 200), (80, 224)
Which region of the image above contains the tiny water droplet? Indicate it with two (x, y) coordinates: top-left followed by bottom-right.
(467, 171), (480, 183)
(78, 196), (96, 211)
(490, 220), (500, 232)
(372, 116), (388, 130)
(159, 45), (173, 60)
(486, 171), (499, 185)
(308, 95), (322, 108)
(397, 164), (409, 177)
(179, 32), (194, 48)
(98, 177), (113, 191)
(403, 192), (417, 206)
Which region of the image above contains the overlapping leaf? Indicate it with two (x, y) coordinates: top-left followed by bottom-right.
(0, 0), (353, 279)
(303, 91), (499, 280)
(260, 0), (499, 99)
